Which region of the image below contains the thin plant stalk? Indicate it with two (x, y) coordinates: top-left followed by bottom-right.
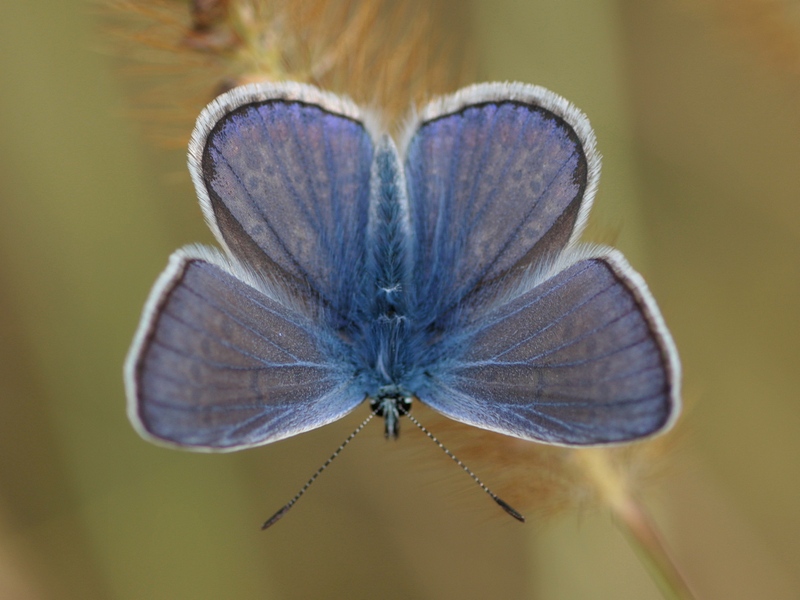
(574, 450), (695, 600)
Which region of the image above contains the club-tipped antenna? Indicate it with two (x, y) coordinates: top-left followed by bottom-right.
(262, 413), (375, 530)
(405, 412), (525, 523)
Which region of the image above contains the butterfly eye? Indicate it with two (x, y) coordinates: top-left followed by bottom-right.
(397, 397), (412, 416)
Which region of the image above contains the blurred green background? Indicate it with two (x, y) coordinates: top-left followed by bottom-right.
(1, 1), (799, 598)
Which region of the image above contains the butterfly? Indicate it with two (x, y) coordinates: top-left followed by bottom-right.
(125, 81), (680, 463)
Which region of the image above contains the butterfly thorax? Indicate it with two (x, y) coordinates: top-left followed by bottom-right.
(348, 136), (425, 437)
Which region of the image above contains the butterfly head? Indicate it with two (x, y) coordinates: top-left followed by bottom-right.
(369, 385), (412, 439)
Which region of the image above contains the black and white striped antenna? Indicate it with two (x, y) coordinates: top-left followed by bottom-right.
(261, 409), (525, 529)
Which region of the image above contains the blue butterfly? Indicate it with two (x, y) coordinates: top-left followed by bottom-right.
(125, 81), (680, 460)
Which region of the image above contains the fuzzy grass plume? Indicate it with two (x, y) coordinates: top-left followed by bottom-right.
(682, 0), (800, 74)
(103, 1), (692, 597)
(102, 0), (471, 145)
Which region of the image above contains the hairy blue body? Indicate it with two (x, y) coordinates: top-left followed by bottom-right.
(348, 139), (421, 435)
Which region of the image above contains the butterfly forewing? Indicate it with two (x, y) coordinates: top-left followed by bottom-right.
(190, 83), (374, 320)
(403, 83), (599, 320)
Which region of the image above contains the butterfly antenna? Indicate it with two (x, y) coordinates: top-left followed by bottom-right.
(405, 413), (525, 523)
(262, 413), (375, 530)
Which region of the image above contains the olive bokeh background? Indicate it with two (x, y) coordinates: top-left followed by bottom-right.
(1, 1), (798, 598)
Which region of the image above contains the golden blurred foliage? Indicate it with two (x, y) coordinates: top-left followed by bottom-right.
(0, 0), (798, 598)
(102, 0), (472, 145)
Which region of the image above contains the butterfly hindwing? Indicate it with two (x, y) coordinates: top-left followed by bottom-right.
(126, 248), (363, 450)
(420, 250), (680, 445)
